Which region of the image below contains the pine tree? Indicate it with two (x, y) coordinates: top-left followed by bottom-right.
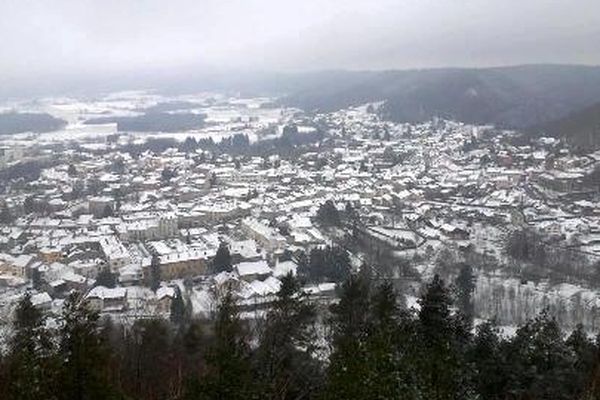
(316, 200), (340, 227)
(344, 201), (360, 225)
(209, 172), (217, 187)
(325, 277), (421, 399)
(0, 202), (13, 225)
(31, 267), (43, 290)
(469, 321), (506, 399)
(102, 204), (113, 218)
(566, 324), (596, 399)
(95, 269), (117, 288)
(23, 196), (35, 214)
(5, 293), (57, 400)
(185, 290), (255, 399)
(212, 242), (232, 273)
(57, 291), (119, 400)
(149, 254), (161, 292)
(417, 274), (469, 400)
(383, 126), (391, 141)
(170, 285), (188, 329)
(324, 274), (372, 399)
(505, 311), (577, 400)
(255, 273), (320, 399)
(419, 275), (453, 344)
(363, 282), (420, 399)
(304, 246), (351, 283)
(67, 164), (77, 177)
(455, 263), (476, 324)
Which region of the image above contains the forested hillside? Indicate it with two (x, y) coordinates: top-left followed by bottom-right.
(1, 273), (598, 400)
(0, 112), (66, 135)
(281, 65), (600, 130)
(529, 101), (600, 150)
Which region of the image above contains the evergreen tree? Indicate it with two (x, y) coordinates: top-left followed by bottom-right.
(316, 200), (341, 227)
(102, 204), (113, 218)
(57, 292), (119, 400)
(417, 274), (470, 400)
(505, 311), (577, 400)
(212, 242), (232, 273)
(170, 285), (188, 329)
(23, 196), (35, 214)
(455, 263), (476, 324)
(95, 269), (117, 288)
(209, 172), (217, 188)
(31, 267), (43, 290)
(185, 290), (255, 399)
(383, 126), (391, 141)
(359, 160), (368, 172)
(149, 254), (161, 292)
(161, 167), (177, 182)
(255, 273), (320, 399)
(0, 202), (13, 224)
(324, 274), (372, 399)
(566, 324), (597, 399)
(111, 159), (126, 175)
(5, 293), (57, 400)
(303, 245), (351, 283)
(344, 201), (360, 225)
(67, 164), (77, 177)
(325, 277), (421, 399)
(363, 282), (420, 399)
(469, 321), (507, 400)
(181, 136), (198, 153)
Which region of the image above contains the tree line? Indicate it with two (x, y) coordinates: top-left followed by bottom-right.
(1, 272), (600, 400)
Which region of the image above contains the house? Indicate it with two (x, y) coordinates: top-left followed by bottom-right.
(156, 251), (209, 280)
(440, 223), (470, 240)
(234, 260), (272, 282)
(100, 236), (131, 273)
(89, 196), (115, 218)
(31, 292), (53, 311)
(155, 286), (176, 314)
(86, 286), (128, 312)
(241, 218), (287, 253)
(229, 239), (262, 263)
(119, 265), (143, 286)
(39, 247), (63, 263)
(273, 260), (298, 277)
(537, 171), (584, 193)
(0, 254), (34, 278)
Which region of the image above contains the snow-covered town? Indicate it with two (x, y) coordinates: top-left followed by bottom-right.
(3, 1), (600, 398)
(2, 91), (600, 339)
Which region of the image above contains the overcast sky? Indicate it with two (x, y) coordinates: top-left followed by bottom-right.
(1, 0), (599, 80)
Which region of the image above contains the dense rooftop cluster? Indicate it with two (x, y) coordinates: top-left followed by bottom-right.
(1, 93), (600, 335)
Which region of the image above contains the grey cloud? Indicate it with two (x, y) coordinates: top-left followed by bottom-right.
(0, 0), (598, 79)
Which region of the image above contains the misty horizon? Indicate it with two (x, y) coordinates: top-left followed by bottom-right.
(2, 0), (599, 82)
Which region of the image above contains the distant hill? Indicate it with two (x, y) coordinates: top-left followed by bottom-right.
(3, 64), (600, 139)
(280, 65), (600, 129)
(85, 112), (206, 132)
(0, 112), (66, 135)
(529, 101), (600, 149)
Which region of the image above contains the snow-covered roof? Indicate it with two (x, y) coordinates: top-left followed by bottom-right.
(234, 260), (272, 277)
